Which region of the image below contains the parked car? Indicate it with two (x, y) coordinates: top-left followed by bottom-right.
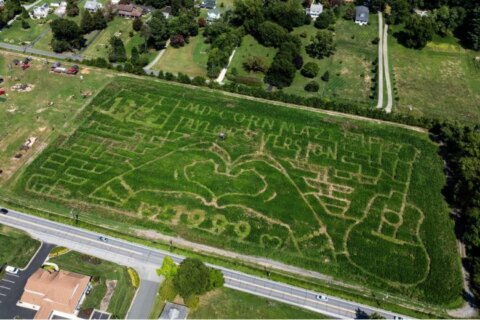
(5, 266), (19, 274)
(316, 294), (328, 301)
(98, 236), (108, 242)
(0, 208), (8, 214)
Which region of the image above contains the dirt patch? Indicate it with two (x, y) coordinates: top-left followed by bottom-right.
(81, 68), (91, 75)
(100, 280), (118, 311)
(11, 83), (34, 92)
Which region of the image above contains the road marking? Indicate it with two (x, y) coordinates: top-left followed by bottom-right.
(1, 279), (14, 283)
(0, 286), (10, 290)
(0, 215), (142, 256)
(0, 293), (6, 296)
(225, 276), (357, 316)
(6, 274), (19, 278)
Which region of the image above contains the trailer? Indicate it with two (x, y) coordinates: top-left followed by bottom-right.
(50, 63), (79, 75)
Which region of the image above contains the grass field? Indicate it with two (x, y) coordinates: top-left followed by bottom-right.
(0, 17), (50, 45)
(152, 34), (210, 77)
(0, 52), (109, 184)
(49, 250), (136, 318)
(388, 31), (480, 124)
(282, 15), (378, 105)
(189, 287), (322, 319)
(227, 34), (277, 86)
(13, 77), (462, 305)
(0, 224), (40, 268)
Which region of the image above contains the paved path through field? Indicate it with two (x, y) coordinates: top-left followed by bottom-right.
(383, 23), (393, 113)
(215, 48), (236, 84)
(376, 13), (384, 109)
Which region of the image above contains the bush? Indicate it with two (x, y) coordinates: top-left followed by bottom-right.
(192, 76), (206, 86)
(304, 80), (320, 92)
(170, 34), (186, 48)
(243, 56), (268, 73)
(183, 295), (199, 308)
(314, 9), (335, 29)
(157, 256), (178, 278)
(127, 267), (140, 288)
(301, 62), (319, 78)
(21, 19), (30, 29)
(159, 278), (178, 301)
(321, 70), (330, 82)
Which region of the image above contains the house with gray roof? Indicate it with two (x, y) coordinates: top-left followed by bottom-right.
(355, 5), (369, 25)
(84, 0), (102, 12)
(159, 302), (188, 320)
(308, 3), (323, 20)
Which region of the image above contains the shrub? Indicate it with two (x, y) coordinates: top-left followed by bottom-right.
(192, 76), (206, 86)
(159, 278), (177, 301)
(170, 34), (186, 48)
(157, 256), (178, 278)
(21, 19), (30, 29)
(321, 70), (330, 82)
(183, 295), (199, 308)
(127, 267), (140, 288)
(301, 62), (319, 78)
(305, 80), (319, 92)
(243, 56), (268, 73)
(314, 9), (335, 29)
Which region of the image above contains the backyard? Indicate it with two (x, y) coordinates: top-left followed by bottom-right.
(12, 76), (462, 306)
(388, 31), (480, 124)
(49, 250), (136, 318)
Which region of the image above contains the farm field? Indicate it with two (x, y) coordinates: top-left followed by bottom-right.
(389, 32), (480, 124)
(0, 223), (40, 268)
(0, 52), (109, 185)
(227, 34), (276, 86)
(152, 34), (210, 77)
(189, 287), (322, 319)
(282, 14), (378, 105)
(49, 250), (136, 318)
(14, 77), (462, 305)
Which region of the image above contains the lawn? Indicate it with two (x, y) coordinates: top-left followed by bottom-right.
(0, 52), (109, 185)
(0, 224), (40, 268)
(189, 287), (322, 319)
(0, 17), (50, 45)
(227, 34), (276, 86)
(388, 31), (480, 124)
(14, 76), (462, 306)
(49, 250), (136, 318)
(283, 14), (378, 105)
(152, 34), (210, 77)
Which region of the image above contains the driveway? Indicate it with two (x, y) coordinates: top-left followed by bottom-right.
(0, 242), (53, 319)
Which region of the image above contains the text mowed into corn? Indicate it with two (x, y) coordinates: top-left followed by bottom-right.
(19, 78), (461, 304)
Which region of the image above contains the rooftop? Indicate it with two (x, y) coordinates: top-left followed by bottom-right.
(159, 302), (189, 320)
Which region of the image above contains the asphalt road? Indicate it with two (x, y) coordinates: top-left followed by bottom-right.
(0, 242), (53, 319)
(0, 209), (408, 319)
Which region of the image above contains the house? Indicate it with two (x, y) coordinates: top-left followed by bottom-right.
(115, 4), (144, 18)
(201, 0), (216, 9)
(355, 5), (369, 25)
(160, 302), (189, 320)
(308, 3), (323, 20)
(414, 8), (429, 17)
(84, 0), (103, 12)
(0, 0), (5, 7)
(17, 269), (91, 319)
(206, 9), (221, 22)
(161, 5), (171, 19)
(54, 1), (67, 17)
(32, 4), (49, 19)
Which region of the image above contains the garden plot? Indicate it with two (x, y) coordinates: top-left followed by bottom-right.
(17, 77), (462, 305)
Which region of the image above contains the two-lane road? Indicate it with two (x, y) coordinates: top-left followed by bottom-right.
(0, 209), (407, 319)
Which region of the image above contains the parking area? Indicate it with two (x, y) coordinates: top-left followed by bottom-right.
(0, 242), (53, 319)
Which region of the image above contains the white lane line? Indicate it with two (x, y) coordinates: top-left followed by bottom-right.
(225, 276), (356, 316)
(6, 274), (20, 278)
(0, 292), (6, 296)
(1, 215), (142, 256)
(0, 286), (10, 290)
(1, 279), (15, 283)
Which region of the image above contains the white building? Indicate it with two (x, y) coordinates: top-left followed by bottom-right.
(308, 3), (323, 20)
(54, 1), (67, 16)
(32, 4), (49, 19)
(84, 0), (103, 12)
(206, 8), (221, 22)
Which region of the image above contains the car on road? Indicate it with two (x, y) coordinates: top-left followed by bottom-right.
(98, 236), (108, 242)
(316, 294), (328, 301)
(5, 266), (19, 274)
(0, 208), (8, 214)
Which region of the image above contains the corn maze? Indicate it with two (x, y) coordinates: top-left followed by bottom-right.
(18, 78), (461, 304)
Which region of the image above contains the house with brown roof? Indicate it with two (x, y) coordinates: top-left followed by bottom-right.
(17, 269), (91, 319)
(115, 3), (144, 18)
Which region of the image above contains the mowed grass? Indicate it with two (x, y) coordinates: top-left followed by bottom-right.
(0, 18), (50, 45)
(283, 14), (378, 105)
(0, 52), (109, 184)
(15, 77), (462, 306)
(189, 287), (322, 319)
(227, 34), (276, 85)
(49, 250), (136, 318)
(152, 34), (210, 77)
(0, 224), (40, 268)
(389, 31), (480, 124)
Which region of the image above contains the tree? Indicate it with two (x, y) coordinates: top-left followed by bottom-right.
(369, 312), (384, 319)
(231, 0), (264, 33)
(157, 256), (178, 278)
(208, 269), (224, 290)
(343, 3), (355, 20)
(265, 0), (306, 31)
(103, 0), (115, 21)
(264, 55), (296, 88)
(207, 47), (230, 77)
(433, 6), (465, 37)
(21, 7), (29, 19)
(386, 0), (411, 25)
(66, 0), (80, 17)
(108, 36), (127, 62)
(147, 10), (169, 49)
(257, 21), (288, 47)
(304, 80), (319, 92)
(466, 7), (480, 51)
(301, 62), (319, 78)
(132, 17), (143, 31)
(21, 18), (30, 29)
(130, 46), (140, 65)
(306, 30), (335, 59)
(80, 9), (94, 33)
(401, 15), (434, 49)
(50, 18), (84, 52)
(321, 70), (330, 81)
(314, 9), (335, 29)
(243, 55), (268, 73)
(170, 34), (186, 47)
(173, 258), (211, 298)
(92, 10), (107, 30)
